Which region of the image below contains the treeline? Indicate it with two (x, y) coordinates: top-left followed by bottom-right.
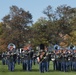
(0, 4), (76, 52)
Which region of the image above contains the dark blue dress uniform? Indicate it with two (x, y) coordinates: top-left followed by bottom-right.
(21, 51), (27, 71)
(37, 51), (47, 73)
(51, 52), (57, 70)
(6, 43), (16, 71)
(2, 52), (6, 65)
(28, 50), (34, 71)
(45, 52), (50, 72)
(7, 52), (15, 71)
(72, 53), (76, 70)
(21, 50), (33, 71)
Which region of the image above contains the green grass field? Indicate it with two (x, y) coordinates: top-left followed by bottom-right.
(0, 61), (76, 75)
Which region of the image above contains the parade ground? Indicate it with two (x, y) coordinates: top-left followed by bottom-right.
(0, 61), (76, 75)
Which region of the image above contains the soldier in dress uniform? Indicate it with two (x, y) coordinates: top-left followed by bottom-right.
(37, 50), (47, 73)
(21, 47), (34, 71)
(72, 50), (76, 70)
(51, 50), (58, 70)
(44, 46), (51, 72)
(7, 43), (16, 71)
(22, 50), (28, 71)
(2, 52), (6, 65)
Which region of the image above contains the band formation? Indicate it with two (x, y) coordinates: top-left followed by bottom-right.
(1, 43), (76, 73)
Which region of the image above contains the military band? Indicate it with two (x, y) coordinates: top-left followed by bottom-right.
(1, 43), (76, 73)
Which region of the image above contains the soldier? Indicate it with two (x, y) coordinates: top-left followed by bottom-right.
(72, 50), (76, 71)
(2, 52), (6, 65)
(28, 50), (34, 71)
(21, 50), (28, 71)
(7, 43), (16, 71)
(51, 50), (58, 70)
(37, 50), (46, 73)
(32, 51), (37, 65)
(21, 49), (33, 71)
(17, 53), (21, 65)
(45, 47), (50, 72)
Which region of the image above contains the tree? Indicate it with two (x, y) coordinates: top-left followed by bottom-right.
(56, 5), (76, 34)
(2, 5), (33, 48)
(43, 5), (55, 21)
(42, 5), (76, 45)
(31, 18), (49, 46)
(70, 31), (76, 45)
(31, 17), (61, 46)
(0, 22), (7, 52)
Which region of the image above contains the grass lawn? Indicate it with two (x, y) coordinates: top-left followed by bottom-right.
(0, 61), (76, 75)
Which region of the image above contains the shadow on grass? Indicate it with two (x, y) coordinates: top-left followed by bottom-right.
(0, 69), (74, 73)
(14, 68), (39, 72)
(0, 69), (55, 72)
(0, 68), (59, 72)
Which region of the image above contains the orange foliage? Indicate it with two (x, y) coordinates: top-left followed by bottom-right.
(59, 41), (68, 47)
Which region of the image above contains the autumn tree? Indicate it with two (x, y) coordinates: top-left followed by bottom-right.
(42, 5), (76, 46)
(2, 5), (32, 48)
(0, 22), (7, 52)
